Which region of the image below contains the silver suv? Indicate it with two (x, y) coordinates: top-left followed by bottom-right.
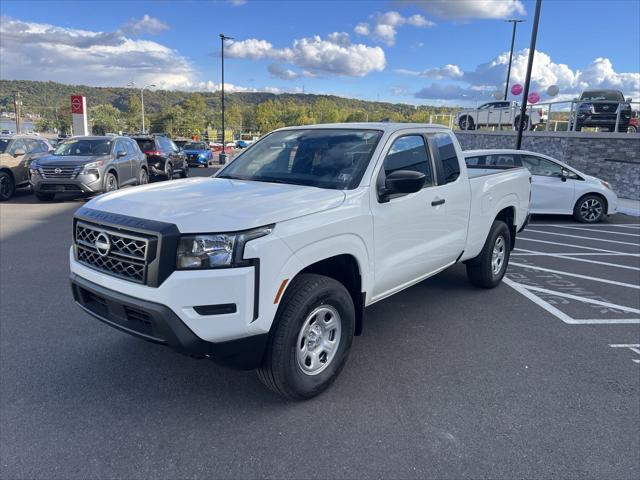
(30, 136), (149, 201)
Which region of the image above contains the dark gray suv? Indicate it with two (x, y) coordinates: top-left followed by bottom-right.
(29, 136), (149, 201)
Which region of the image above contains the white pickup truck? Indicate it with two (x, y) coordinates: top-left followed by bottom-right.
(457, 101), (546, 130)
(69, 123), (531, 400)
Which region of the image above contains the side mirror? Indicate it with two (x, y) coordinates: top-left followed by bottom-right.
(13, 148), (26, 157)
(627, 98), (633, 103)
(117, 150), (127, 158)
(379, 170), (425, 202)
(561, 168), (568, 182)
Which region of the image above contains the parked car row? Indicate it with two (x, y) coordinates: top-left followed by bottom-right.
(0, 133), (192, 201)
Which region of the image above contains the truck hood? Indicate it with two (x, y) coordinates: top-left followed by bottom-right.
(84, 177), (346, 232)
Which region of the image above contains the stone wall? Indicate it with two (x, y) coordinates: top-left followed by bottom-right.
(455, 131), (640, 200)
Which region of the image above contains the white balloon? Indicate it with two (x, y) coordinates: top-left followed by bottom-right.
(546, 85), (560, 97)
(493, 90), (503, 100)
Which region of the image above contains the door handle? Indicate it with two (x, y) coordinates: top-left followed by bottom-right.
(431, 198), (445, 206)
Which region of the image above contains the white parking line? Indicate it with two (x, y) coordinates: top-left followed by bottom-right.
(525, 229), (640, 247)
(514, 248), (640, 271)
(533, 225), (640, 237)
(609, 344), (640, 363)
(533, 224), (640, 227)
(503, 278), (640, 325)
(516, 284), (640, 314)
(518, 237), (634, 255)
(512, 252), (633, 256)
(509, 262), (640, 289)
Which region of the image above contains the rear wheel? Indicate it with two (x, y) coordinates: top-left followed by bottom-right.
(627, 124), (637, 133)
(466, 220), (511, 288)
(0, 171), (15, 201)
(257, 274), (355, 400)
(179, 163), (189, 178)
(514, 115), (530, 130)
(574, 194), (605, 223)
(138, 168), (149, 185)
(104, 172), (118, 192)
(35, 191), (55, 201)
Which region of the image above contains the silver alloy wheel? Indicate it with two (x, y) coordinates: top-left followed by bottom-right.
(491, 235), (506, 276)
(140, 169), (148, 185)
(296, 305), (342, 376)
(105, 174), (118, 192)
(166, 164), (173, 180)
(580, 198), (602, 222)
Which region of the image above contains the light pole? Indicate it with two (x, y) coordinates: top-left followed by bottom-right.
(127, 82), (155, 133)
(219, 33), (233, 164)
(516, 0), (542, 149)
(503, 19), (525, 101)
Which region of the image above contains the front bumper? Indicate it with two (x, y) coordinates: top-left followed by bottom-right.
(31, 173), (103, 194)
(186, 155), (210, 166)
(70, 272), (268, 369)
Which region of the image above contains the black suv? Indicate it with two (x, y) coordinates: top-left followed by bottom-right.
(573, 90), (632, 132)
(131, 135), (188, 180)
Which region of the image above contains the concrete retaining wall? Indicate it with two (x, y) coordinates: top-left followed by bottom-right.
(455, 131), (640, 200)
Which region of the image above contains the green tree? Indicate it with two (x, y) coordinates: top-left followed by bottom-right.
(90, 104), (123, 135)
(181, 93), (206, 134)
(126, 93), (142, 132)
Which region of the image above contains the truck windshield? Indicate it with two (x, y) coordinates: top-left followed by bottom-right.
(580, 91), (624, 101)
(54, 139), (112, 156)
(217, 129), (382, 189)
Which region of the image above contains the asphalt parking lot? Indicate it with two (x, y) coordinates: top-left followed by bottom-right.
(1, 169), (639, 479)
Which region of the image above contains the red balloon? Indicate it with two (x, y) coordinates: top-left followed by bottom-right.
(528, 92), (540, 104)
(511, 84), (523, 95)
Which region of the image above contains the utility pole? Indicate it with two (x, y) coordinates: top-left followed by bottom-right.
(219, 33), (233, 164)
(503, 19), (525, 101)
(14, 92), (22, 134)
(516, 0), (542, 150)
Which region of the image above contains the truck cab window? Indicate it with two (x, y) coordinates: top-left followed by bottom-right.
(383, 135), (433, 187)
(430, 133), (460, 184)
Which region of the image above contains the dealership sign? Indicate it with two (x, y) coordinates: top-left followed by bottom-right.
(70, 95), (88, 135)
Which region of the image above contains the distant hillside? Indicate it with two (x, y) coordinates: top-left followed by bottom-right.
(0, 79), (452, 117)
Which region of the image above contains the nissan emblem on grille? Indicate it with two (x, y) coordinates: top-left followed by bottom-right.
(94, 232), (111, 257)
(54, 168), (62, 174)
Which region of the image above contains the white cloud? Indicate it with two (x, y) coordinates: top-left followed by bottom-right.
(0, 16), (193, 89)
(121, 14), (169, 36)
(226, 32), (386, 77)
(193, 81), (302, 94)
(268, 63), (300, 80)
(230, 0), (247, 5)
(354, 10), (435, 46)
(411, 49), (640, 102)
(396, 64), (463, 79)
(405, 0), (526, 20)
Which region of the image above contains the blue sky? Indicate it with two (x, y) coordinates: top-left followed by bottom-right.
(1, 0), (639, 106)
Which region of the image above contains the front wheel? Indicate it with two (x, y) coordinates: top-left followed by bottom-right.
(257, 274), (355, 400)
(627, 124), (637, 133)
(0, 171), (15, 201)
(466, 220), (511, 288)
(165, 163), (173, 180)
(179, 163), (189, 178)
(104, 172), (118, 192)
(574, 194), (605, 223)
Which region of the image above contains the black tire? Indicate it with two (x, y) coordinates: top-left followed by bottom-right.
(514, 115), (529, 130)
(573, 194), (605, 223)
(0, 171), (15, 201)
(459, 116), (475, 131)
(35, 191), (55, 201)
(257, 273), (355, 400)
(179, 163), (189, 178)
(627, 125), (637, 133)
(138, 168), (149, 186)
(574, 123), (582, 132)
(466, 220), (511, 289)
(104, 172), (118, 192)
(165, 163), (173, 180)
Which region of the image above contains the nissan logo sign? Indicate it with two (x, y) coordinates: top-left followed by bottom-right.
(54, 168), (62, 174)
(94, 232), (111, 257)
(603, 105), (609, 110)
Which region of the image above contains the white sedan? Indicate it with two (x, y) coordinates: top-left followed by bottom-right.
(464, 149), (618, 223)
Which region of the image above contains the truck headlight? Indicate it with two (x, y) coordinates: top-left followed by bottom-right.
(176, 225), (274, 269)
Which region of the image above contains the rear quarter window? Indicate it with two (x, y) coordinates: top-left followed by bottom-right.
(430, 133), (460, 184)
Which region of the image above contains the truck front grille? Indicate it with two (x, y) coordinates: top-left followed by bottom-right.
(593, 102), (619, 114)
(75, 222), (153, 284)
(40, 165), (79, 179)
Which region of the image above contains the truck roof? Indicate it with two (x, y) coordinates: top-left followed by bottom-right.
(276, 122), (452, 133)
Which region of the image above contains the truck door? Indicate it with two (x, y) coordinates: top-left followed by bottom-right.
(426, 132), (470, 259)
(370, 133), (452, 300)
